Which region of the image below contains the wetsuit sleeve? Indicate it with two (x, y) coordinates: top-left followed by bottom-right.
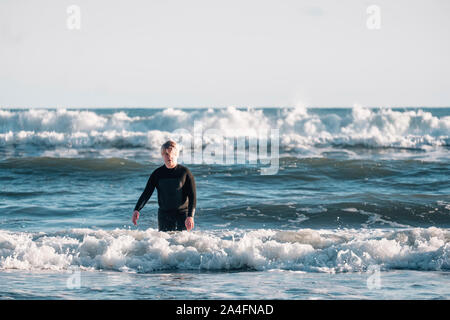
(134, 171), (157, 212)
(185, 169), (197, 217)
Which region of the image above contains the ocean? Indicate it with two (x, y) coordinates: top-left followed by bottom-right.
(0, 106), (449, 299)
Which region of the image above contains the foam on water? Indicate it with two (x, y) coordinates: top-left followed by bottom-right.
(0, 227), (448, 273)
(1, 107), (448, 159)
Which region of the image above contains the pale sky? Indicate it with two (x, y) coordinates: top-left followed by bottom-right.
(1, 0), (449, 108)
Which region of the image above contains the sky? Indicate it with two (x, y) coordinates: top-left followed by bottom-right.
(1, 0), (450, 108)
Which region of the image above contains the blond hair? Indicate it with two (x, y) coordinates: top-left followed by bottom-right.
(161, 140), (178, 155)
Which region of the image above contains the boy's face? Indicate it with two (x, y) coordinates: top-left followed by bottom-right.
(162, 147), (178, 167)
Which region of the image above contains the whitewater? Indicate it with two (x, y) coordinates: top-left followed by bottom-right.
(0, 106), (449, 299)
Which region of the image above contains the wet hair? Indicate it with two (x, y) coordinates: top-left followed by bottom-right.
(161, 140), (178, 155)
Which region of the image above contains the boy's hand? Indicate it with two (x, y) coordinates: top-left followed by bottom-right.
(185, 217), (194, 231)
(132, 210), (140, 225)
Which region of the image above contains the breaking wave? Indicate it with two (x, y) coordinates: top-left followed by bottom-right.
(0, 107), (448, 158)
(0, 227), (448, 273)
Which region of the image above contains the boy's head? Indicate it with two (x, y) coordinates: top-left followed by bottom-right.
(161, 140), (178, 168)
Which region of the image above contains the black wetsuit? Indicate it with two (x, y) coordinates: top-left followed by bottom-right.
(134, 164), (196, 231)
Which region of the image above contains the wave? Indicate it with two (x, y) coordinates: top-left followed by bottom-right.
(0, 157), (145, 171)
(0, 198), (448, 229)
(204, 200), (450, 228)
(0, 155), (441, 170)
(0, 227), (448, 273)
(0, 107), (449, 157)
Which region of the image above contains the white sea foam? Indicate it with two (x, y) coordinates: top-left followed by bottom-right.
(0, 107), (448, 156)
(0, 227), (448, 273)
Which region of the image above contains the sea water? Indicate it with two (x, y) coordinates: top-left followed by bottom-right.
(0, 106), (449, 299)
